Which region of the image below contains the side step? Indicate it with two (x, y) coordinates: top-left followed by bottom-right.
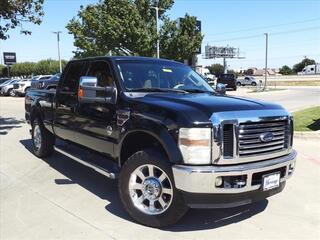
(54, 146), (117, 179)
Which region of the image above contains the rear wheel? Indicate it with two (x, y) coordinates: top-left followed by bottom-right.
(119, 148), (188, 227)
(251, 82), (257, 86)
(32, 118), (55, 157)
(236, 82), (241, 86)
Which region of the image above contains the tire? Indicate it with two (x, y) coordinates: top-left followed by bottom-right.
(236, 82), (241, 86)
(233, 87), (237, 91)
(24, 87), (30, 93)
(119, 148), (188, 227)
(251, 82), (257, 86)
(31, 118), (55, 157)
(8, 89), (15, 97)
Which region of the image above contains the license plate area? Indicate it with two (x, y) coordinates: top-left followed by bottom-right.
(262, 172), (280, 191)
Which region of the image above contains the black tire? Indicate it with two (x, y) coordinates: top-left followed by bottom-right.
(24, 87), (30, 93)
(251, 82), (257, 86)
(31, 118), (55, 157)
(119, 148), (188, 227)
(8, 89), (15, 97)
(233, 87), (237, 91)
(236, 82), (241, 86)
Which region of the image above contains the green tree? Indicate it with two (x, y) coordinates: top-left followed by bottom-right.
(0, 0), (44, 40)
(66, 0), (202, 61)
(293, 58), (316, 73)
(279, 65), (293, 75)
(207, 64), (224, 75)
(160, 14), (203, 62)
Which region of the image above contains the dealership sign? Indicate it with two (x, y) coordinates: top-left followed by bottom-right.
(3, 52), (17, 65)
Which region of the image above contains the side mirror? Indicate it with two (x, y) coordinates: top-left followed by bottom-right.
(78, 76), (116, 103)
(216, 83), (226, 94)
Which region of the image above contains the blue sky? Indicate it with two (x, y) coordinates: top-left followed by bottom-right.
(1, 0), (319, 69)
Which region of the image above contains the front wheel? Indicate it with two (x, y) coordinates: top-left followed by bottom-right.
(119, 149), (188, 227)
(8, 89), (15, 97)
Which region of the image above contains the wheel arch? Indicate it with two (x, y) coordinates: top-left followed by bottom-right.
(118, 129), (183, 167)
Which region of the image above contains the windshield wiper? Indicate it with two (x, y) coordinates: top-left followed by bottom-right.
(180, 88), (214, 94)
(128, 88), (188, 93)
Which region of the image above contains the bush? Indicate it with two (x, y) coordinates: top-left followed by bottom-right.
(279, 65), (293, 75)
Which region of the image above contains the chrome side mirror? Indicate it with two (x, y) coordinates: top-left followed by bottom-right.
(78, 76), (116, 103)
(216, 83), (226, 94)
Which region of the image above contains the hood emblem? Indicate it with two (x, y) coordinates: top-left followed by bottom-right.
(260, 132), (274, 142)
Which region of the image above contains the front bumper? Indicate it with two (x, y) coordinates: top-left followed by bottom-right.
(172, 150), (296, 195)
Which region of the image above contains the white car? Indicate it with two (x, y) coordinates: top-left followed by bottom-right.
(236, 76), (262, 86)
(13, 79), (32, 96)
(0, 79), (21, 96)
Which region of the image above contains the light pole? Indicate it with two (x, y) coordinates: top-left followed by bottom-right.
(53, 31), (62, 73)
(263, 33), (268, 91)
(151, 6), (163, 58)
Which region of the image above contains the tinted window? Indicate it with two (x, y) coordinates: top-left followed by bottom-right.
(87, 61), (114, 87)
(116, 61), (213, 92)
(62, 62), (84, 92)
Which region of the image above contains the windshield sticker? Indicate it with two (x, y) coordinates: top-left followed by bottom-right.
(162, 68), (172, 73)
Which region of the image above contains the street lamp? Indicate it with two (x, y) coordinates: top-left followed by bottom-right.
(53, 31), (62, 73)
(150, 5), (164, 58)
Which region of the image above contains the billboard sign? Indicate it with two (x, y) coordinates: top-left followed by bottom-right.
(204, 45), (241, 59)
(3, 52), (16, 65)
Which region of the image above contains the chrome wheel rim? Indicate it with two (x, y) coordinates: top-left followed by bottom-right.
(33, 125), (41, 150)
(129, 164), (173, 215)
(9, 90), (15, 96)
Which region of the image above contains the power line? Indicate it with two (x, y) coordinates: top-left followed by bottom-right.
(206, 17), (320, 36)
(206, 26), (320, 42)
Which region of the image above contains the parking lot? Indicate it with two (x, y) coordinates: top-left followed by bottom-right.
(0, 91), (319, 240)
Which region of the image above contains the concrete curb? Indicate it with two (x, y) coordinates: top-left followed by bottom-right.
(294, 131), (320, 139)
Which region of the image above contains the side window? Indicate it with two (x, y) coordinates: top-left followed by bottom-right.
(87, 61), (114, 87)
(61, 62), (84, 92)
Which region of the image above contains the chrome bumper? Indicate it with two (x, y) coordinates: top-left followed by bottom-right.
(172, 150), (296, 194)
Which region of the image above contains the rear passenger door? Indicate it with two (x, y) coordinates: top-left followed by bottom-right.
(54, 61), (86, 140)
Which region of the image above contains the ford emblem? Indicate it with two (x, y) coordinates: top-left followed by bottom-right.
(260, 132), (274, 142)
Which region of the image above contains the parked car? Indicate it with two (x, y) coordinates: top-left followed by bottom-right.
(1, 79), (21, 96)
(0, 78), (11, 84)
(36, 73), (61, 90)
(25, 56), (296, 227)
(30, 75), (52, 89)
(216, 73), (237, 90)
(13, 79), (32, 96)
(236, 76), (262, 86)
(0, 79), (14, 92)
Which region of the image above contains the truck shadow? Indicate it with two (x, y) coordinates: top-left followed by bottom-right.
(20, 138), (268, 231)
(0, 116), (25, 135)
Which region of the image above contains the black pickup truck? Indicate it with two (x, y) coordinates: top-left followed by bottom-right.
(25, 56), (296, 227)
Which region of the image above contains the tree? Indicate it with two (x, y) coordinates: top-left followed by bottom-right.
(66, 0), (202, 61)
(244, 68), (254, 76)
(293, 58), (316, 73)
(160, 14), (203, 62)
(279, 65), (293, 75)
(207, 64), (224, 76)
(0, 0), (44, 40)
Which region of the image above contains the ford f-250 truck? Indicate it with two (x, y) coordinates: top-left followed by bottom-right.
(25, 56), (296, 227)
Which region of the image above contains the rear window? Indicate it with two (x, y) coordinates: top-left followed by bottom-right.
(219, 74), (235, 80)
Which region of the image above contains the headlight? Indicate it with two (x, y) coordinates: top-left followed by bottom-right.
(179, 128), (211, 165)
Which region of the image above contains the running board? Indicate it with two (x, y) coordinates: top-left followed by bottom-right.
(54, 146), (116, 179)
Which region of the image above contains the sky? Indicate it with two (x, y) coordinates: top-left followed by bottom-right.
(1, 0), (320, 70)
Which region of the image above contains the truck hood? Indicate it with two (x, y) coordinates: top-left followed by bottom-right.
(127, 92), (284, 127)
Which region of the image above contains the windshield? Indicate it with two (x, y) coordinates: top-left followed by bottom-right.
(116, 61), (214, 93)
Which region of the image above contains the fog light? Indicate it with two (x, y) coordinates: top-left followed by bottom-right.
(215, 177), (223, 187)
(288, 162), (295, 175)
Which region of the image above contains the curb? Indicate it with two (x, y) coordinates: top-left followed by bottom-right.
(294, 131), (320, 139)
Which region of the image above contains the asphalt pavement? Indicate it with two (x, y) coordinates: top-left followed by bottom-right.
(0, 91), (319, 240)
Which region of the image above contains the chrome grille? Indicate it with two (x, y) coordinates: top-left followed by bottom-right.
(238, 120), (288, 157)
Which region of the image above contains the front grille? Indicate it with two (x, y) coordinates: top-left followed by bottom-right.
(238, 120), (289, 157)
(13, 83), (19, 89)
